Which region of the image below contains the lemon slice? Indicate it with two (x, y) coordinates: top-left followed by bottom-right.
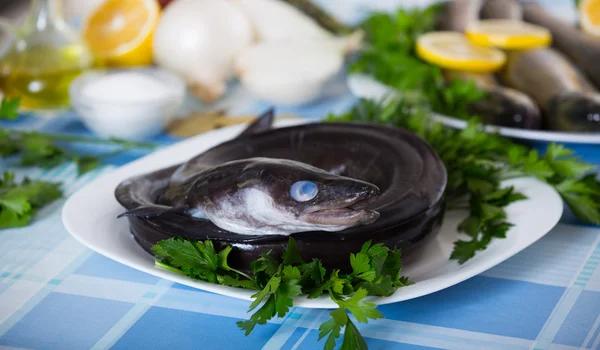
(83, 0), (161, 67)
(465, 19), (552, 50)
(580, 0), (600, 37)
(416, 32), (506, 73)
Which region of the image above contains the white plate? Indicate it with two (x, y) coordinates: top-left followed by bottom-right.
(347, 73), (600, 145)
(62, 119), (564, 308)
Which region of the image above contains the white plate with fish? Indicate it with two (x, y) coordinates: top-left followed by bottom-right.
(62, 118), (564, 308)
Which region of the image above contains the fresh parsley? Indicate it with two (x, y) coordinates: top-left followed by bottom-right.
(0, 171), (62, 229)
(349, 4), (487, 121)
(1, 127), (157, 175)
(0, 97), (21, 120)
(152, 237), (412, 350)
(325, 97), (600, 264)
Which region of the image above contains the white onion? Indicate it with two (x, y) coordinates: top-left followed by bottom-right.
(152, 0), (254, 103)
(232, 0), (332, 42)
(231, 0), (364, 55)
(234, 39), (344, 105)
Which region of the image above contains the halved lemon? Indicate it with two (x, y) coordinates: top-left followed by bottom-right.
(580, 0), (600, 37)
(465, 19), (552, 50)
(416, 32), (506, 73)
(83, 0), (161, 67)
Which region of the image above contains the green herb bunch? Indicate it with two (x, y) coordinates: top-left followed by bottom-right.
(153, 236), (412, 350)
(1, 129), (156, 176)
(341, 3), (600, 262)
(326, 97), (600, 263)
(0, 171), (62, 229)
(349, 5), (486, 120)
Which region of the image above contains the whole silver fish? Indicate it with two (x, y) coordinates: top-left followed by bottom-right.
(522, 1), (600, 89)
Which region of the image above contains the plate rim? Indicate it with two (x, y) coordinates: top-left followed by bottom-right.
(347, 73), (600, 145)
(61, 119), (564, 309)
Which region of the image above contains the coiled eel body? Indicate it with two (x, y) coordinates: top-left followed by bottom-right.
(115, 112), (448, 271)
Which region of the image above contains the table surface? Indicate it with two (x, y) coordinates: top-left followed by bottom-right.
(2, 1), (600, 349)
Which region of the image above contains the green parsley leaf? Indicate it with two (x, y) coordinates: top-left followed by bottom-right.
(249, 275), (281, 311)
(337, 288), (384, 323)
(0, 172), (62, 229)
(283, 237), (305, 265)
(237, 294), (276, 336)
(152, 238), (211, 270)
(350, 252), (371, 276)
(318, 307), (347, 350)
(450, 239), (481, 264)
(74, 155), (102, 175)
(0, 97), (20, 120)
(381, 248), (407, 287)
(561, 192), (600, 225)
(275, 277), (301, 317)
(360, 275), (396, 297)
(341, 318), (369, 350)
(218, 275), (258, 290)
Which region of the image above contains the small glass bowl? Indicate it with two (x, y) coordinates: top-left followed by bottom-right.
(69, 67), (186, 140)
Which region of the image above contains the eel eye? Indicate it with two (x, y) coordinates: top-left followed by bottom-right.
(290, 181), (318, 202)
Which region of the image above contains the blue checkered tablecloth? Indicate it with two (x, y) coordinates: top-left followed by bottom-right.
(2, 1), (600, 349)
(2, 79), (600, 350)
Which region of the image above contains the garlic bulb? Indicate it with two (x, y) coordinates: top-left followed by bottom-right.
(234, 39), (344, 105)
(152, 0), (254, 103)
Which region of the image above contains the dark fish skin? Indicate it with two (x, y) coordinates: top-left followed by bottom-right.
(436, 0), (543, 130)
(522, 1), (600, 89)
(502, 48), (600, 132)
(444, 71), (543, 129)
(114, 112), (448, 272)
(480, 0), (522, 20)
(546, 92), (600, 132)
(151, 157), (381, 235)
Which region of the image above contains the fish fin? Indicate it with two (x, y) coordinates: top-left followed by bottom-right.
(239, 108), (274, 136)
(117, 205), (186, 218)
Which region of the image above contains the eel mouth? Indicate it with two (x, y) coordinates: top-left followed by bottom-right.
(300, 187), (381, 227)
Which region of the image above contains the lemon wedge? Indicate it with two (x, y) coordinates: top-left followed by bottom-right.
(465, 19), (552, 50)
(580, 0), (600, 37)
(416, 32), (506, 73)
(83, 0), (161, 67)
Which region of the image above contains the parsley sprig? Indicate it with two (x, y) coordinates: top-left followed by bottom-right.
(1, 128), (157, 175)
(0, 97), (21, 120)
(0, 171), (62, 229)
(349, 5), (486, 120)
(152, 236), (412, 350)
(326, 97), (600, 263)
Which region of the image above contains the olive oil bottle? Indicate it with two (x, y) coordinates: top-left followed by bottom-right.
(0, 0), (95, 111)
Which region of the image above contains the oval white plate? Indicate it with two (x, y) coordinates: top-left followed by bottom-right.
(62, 119), (564, 308)
(347, 73), (600, 145)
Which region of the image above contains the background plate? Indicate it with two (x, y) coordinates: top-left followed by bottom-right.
(347, 73), (600, 145)
(62, 119), (564, 308)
